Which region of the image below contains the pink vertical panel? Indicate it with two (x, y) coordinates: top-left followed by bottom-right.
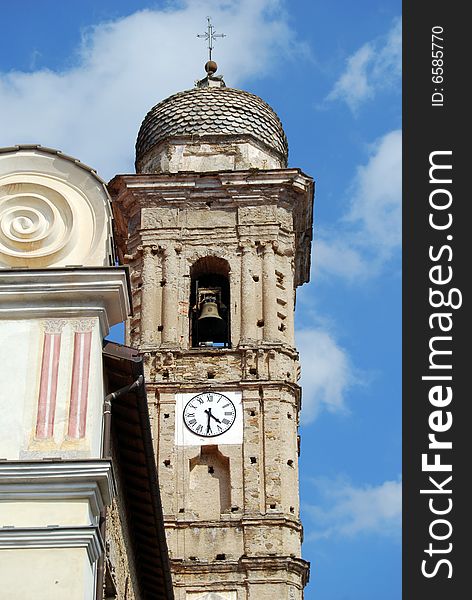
(67, 330), (92, 439)
(36, 332), (61, 439)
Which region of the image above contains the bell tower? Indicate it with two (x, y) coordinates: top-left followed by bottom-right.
(110, 61), (313, 600)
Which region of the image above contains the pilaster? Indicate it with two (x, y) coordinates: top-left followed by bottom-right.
(240, 240), (257, 343)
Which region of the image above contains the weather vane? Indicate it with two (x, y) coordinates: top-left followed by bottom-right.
(197, 16), (226, 61)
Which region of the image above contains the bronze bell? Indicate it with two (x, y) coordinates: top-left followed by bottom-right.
(198, 297), (223, 321)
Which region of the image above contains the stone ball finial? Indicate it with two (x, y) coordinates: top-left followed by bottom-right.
(205, 60), (218, 75)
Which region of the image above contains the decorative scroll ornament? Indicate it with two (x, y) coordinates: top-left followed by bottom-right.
(43, 319), (67, 334)
(0, 184), (73, 262)
(71, 318), (97, 333)
(0, 148), (114, 269)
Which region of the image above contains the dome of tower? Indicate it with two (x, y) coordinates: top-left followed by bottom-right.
(135, 78), (288, 173)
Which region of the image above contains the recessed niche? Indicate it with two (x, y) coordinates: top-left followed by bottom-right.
(287, 459), (294, 467)
(163, 459), (171, 467)
(257, 319), (264, 327)
(189, 447), (231, 519)
(250, 457), (257, 464)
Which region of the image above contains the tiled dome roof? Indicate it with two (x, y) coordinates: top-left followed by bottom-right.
(135, 86), (288, 168)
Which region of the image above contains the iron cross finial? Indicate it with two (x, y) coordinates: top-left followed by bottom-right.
(197, 16), (226, 61)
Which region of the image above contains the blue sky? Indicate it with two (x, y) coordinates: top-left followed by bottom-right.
(0, 1), (401, 598)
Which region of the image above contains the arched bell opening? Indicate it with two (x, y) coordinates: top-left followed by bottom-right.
(190, 256), (231, 348)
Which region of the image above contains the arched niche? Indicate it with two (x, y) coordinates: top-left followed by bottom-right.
(189, 446), (231, 520)
(190, 256), (231, 348)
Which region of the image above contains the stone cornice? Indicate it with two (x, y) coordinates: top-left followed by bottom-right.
(170, 555), (310, 581)
(142, 344), (299, 360)
(148, 380), (301, 397)
(164, 515), (302, 532)
(0, 526), (103, 563)
(109, 168), (313, 197)
(109, 168), (314, 286)
(0, 267), (131, 335)
(0, 460), (116, 517)
(239, 555), (310, 584)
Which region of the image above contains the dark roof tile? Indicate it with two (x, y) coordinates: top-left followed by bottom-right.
(136, 86), (288, 166)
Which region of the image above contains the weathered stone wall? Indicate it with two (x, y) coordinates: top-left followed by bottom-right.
(139, 137), (283, 174)
(105, 445), (141, 600)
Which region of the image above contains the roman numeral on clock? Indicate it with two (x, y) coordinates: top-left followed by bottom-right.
(183, 393), (237, 438)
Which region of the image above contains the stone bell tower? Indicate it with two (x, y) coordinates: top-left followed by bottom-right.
(110, 61), (313, 600)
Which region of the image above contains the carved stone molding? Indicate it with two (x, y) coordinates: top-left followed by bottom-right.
(43, 319), (67, 334)
(0, 147), (114, 268)
(71, 318), (97, 333)
(0, 526), (103, 563)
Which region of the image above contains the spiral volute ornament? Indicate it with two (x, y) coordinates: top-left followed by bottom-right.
(0, 186), (74, 261)
(0, 148), (114, 268)
(0, 174), (92, 268)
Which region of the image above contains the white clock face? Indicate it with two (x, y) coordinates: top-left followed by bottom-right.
(183, 392), (237, 437)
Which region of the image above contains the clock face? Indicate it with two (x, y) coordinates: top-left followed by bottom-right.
(183, 392), (237, 437)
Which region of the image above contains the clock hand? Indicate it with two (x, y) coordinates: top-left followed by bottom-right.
(207, 407), (222, 424)
(204, 408), (212, 433)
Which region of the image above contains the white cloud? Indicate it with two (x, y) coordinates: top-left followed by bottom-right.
(305, 477), (402, 540)
(0, 0), (297, 179)
(314, 128), (401, 281)
(347, 129), (402, 252)
(313, 236), (370, 282)
(327, 17), (401, 111)
(297, 328), (356, 423)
